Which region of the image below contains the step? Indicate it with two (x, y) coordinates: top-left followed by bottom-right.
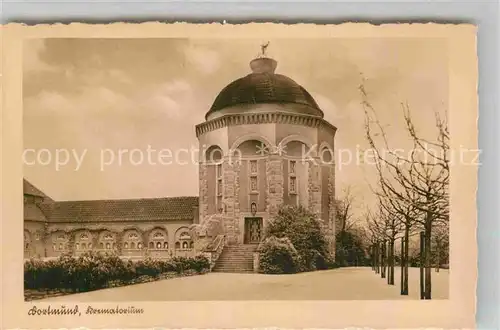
(213, 270), (254, 274)
(213, 267), (253, 271)
(212, 244), (259, 273)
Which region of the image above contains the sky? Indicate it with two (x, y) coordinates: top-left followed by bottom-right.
(23, 37), (448, 218)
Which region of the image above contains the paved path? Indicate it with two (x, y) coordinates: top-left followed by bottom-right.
(41, 267), (449, 301)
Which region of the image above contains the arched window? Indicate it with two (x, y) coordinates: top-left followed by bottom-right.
(148, 229), (168, 250)
(122, 230), (143, 250)
(98, 231), (116, 250)
(234, 139), (268, 158)
(149, 242), (154, 249)
(51, 232), (68, 251)
(24, 231), (31, 252)
(175, 229), (193, 250)
(74, 231), (92, 251)
(205, 145), (223, 163)
(137, 242), (143, 249)
(319, 146), (334, 165)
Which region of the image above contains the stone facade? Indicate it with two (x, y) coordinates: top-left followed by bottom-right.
(23, 180), (198, 260)
(265, 155), (284, 217)
(195, 56), (338, 254)
(24, 55), (339, 261)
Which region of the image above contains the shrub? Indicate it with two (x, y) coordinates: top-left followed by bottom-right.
(335, 230), (366, 267)
(264, 205), (333, 272)
(24, 253), (210, 293)
(258, 236), (300, 274)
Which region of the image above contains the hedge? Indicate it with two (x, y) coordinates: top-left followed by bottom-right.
(24, 252), (210, 292)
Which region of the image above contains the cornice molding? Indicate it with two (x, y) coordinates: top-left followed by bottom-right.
(195, 112), (337, 138)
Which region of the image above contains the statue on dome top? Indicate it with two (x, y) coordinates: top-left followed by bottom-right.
(260, 41), (270, 57)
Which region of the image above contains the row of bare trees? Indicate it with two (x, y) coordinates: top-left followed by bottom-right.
(360, 79), (450, 299)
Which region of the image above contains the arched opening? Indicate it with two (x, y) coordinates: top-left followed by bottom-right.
(205, 145), (223, 163)
(122, 229), (143, 251)
(234, 139), (268, 158)
(24, 231), (31, 254)
(74, 231), (92, 251)
(284, 140), (308, 158)
(175, 229), (193, 251)
(149, 228), (168, 250)
(319, 146), (334, 164)
(51, 231), (68, 252)
(98, 231), (116, 251)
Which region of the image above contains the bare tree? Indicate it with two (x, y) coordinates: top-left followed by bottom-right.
(360, 79), (449, 299)
(335, 186), (356, 232)
(432, 222), (449, 272)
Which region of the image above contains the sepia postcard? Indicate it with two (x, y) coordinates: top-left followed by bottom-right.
(1, 22), (478, 329)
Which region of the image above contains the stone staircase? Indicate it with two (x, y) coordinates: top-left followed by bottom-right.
(212, 244), (258, 273)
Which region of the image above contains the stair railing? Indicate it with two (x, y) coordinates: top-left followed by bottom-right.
(202, 234), (226, 271)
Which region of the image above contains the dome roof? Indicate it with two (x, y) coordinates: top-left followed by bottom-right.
(205, 57), (324, 120)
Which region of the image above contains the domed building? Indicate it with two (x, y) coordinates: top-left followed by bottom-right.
(196, 54), (337, 254)
(23, 50), (337, 271)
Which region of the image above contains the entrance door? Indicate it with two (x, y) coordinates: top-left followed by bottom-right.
(244, 217), (263, 244)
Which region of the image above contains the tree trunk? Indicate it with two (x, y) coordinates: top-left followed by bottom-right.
(371, 245), (374, 270)
(400, 237), (405, 294)
(381, 241), (386, 279)
(373, 244), (376, 271)
(419, 231), (425, 299)
(403, 225), (409, 295)
(424, 213), (432, 299)
(388, 238), (395, 285)
(435, 241), (441, 273)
